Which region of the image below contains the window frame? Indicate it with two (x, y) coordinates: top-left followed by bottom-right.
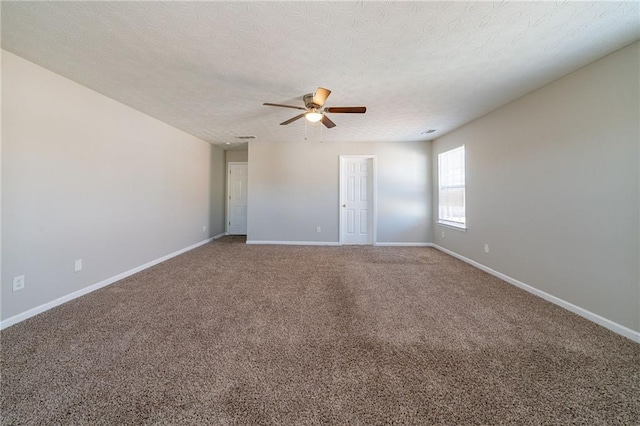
(437, 145), (467, 230)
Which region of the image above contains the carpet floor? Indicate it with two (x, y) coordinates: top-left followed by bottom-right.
(1, 237), (639, 424)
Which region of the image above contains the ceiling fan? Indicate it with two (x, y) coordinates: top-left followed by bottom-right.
(263, 87), (366, 128)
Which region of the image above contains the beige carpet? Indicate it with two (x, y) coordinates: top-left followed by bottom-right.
(2, 237), (639, 424)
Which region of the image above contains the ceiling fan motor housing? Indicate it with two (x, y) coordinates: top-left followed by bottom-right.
(303, 93), (319, 110)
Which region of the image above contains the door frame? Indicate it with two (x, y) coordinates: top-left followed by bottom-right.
(226, 161), (248, 235)
(339, 155), (377, 245)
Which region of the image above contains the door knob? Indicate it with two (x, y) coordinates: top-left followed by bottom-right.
(342, 204), (346, 207)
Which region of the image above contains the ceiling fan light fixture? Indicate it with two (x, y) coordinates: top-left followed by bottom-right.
(305, 112), (323, 123)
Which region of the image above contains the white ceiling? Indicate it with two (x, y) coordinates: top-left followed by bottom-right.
(2, 2), (639, 149)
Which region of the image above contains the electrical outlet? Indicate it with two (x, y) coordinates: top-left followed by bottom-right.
(13, 275), (25, 292)
(441, 231), (445, 239)
(484, 244), (490, 254)
(316, 226), (321, 233)
(74, 259), (83, 272)
(202, 225), (206, 232)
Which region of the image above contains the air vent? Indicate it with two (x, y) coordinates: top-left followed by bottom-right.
(421, 129), (436, 135)
(235, 136), (256, 140)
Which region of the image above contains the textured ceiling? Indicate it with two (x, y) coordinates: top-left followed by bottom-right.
(2, 2), (639, 149)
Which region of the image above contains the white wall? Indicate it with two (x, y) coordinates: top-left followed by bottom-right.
(248, 141), (432, 244)
(432, 42), (640, 332)
(1, 51), (226, 322)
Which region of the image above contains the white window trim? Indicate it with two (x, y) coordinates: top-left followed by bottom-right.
(437, 145), (466, 229)
(436, 220), (467, 231)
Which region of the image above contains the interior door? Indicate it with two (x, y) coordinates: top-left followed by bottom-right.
(341, 157), (373, 245)
(227, 163), (248, 235)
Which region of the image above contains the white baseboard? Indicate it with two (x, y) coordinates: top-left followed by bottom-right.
(1, 235), (222, 330)
(375, 242), (434, 247)
(246, 241), (434, 247)
(432, 244), (640, 343)
(246, 240), (341, 246)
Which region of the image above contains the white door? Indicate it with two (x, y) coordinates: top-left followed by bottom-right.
(340, 156), (374, 245)
(227, 163), (248, 235)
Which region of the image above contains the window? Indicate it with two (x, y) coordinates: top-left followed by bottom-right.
(438, 146), (466, 228)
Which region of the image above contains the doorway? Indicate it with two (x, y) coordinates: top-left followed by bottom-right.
(339, 155), (376, 245)
(227, 162), (248, 235)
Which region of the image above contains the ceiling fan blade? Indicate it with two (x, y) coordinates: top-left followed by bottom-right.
(313, 87), (331, 107)
(263, 102), (306, 111)
(321, 115), (336, 128)
(324, 106), (366, 114)
(280, 113), (306, 125)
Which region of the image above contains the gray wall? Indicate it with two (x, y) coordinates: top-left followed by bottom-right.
(432, 42), (640, 332)
(226, 150), (248, 163)
(1, 51), (226, 321)
(210, 148), (226, 236)
(248, 141), (432, 243)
